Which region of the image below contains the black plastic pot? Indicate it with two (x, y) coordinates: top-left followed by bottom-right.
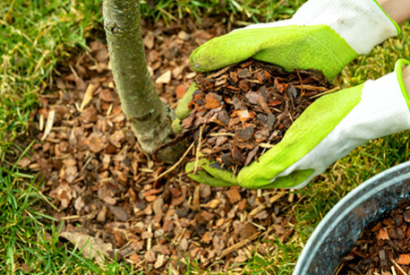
(293, 161), (410, 275)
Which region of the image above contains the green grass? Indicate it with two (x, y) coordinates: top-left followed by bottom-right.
(1, 0), (304, 155)
(139, 0), (306, 25)
(0, 143), (142, 274)
(2, 0), (410, 274)
(0, 0), (102, 155)
(0, 1), (310, 274)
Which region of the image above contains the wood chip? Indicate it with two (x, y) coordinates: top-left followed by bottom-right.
(79, 83), (96, 112)
(155, 70), (171, 84)
(143, 31), (154, 49)
(17, 157), (31, 168)
(42, 109), (55, 141)
(226, 189), (241, 204)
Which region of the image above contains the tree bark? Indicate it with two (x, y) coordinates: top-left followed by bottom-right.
(102, 0), (176, 156)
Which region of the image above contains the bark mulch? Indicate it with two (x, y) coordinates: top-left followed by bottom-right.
(181, 60), (330, 172)
(14, 18), (322, 274)
(339, 200), (410, 275)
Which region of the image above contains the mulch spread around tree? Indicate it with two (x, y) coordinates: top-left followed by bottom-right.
(181, 60), (331, 172)
(11, 18), (324, 274)
(339, 200), (410, 275)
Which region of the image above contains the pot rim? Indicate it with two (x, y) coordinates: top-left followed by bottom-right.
(293, 160), (410, 274)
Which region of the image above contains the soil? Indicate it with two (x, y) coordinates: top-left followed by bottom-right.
(339, 200), (410, 275)
(13, 18), (310, 274)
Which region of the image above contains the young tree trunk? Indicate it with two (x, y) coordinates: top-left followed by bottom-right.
(103, 0), (179, 159)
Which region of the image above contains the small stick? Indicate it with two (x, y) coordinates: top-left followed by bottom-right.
(334, 264), (344, 275)
(106, 103), (113, 116)
(219, 231), (260, 258)
(251, 222), (266, 231)
(391, 259), (406, 275)
(38, 191), (59, 212)
(192, 185), (200, 211)
(287, 112), (294, 123)
(68, 65), (79, 80)
(288, 189), (295, 203)
(260, 225), (276, 238)
(209, 133), (235, 137)
(249, 204), (266, 216)
(247, 79), (263, 84)
(232, 165), (238, 178)
(138, 168), (154, 173)
(293, 84), (328, 92)
(79, 83), (96, 112)
(270, 192), (286, 204)
(392, 265), (398, 275)
(147, 224), (152, 251)
(61, 215), (81, 221)
(99, 177), (114, 182)
(194, 123), (206, 174)
(39, 114), (44, 131)
(42, 109), (55, 141)
(155, 142), (195, 181)
(81, 156), (93, 171)
(259, 143), (274, 148)
(295, 70), (304, 96)
(172, 228), (186, 247)
(309, 86), (340, 99)
(157, 7), (177, 21)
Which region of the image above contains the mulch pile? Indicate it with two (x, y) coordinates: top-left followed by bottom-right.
(12, 18), (317, 273)
(339, 200), (410, 275)
(181, 60), (330, 171)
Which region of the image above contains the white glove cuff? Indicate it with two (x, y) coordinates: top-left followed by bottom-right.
(278, 63), (410, 189)
(295, 0), (399, 54)
(243, 0), (399, 55)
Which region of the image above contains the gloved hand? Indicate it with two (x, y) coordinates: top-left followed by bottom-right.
(190, 0), (400, 79)
(175, 0), (404, 189)
(175, 0), (400, 125)
(181, 59), (410, 189)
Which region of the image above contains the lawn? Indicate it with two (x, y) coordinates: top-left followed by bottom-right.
(1, 0), (410, 274)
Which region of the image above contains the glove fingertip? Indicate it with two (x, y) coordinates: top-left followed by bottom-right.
(171, 118), (182, 134)
(175, 106), (190, 120)
(189, 47), (211, 73)
(175, 82), (198, 120)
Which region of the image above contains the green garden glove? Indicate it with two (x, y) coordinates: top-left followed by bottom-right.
(183, 60), (410, 189)
(177, 0), (403, 189)
(190, 0), (400, 79)
(176, 0), (402, 131)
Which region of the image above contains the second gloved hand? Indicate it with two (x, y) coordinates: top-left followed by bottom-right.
(184, 60), (410, 189)
(190, 0), (399, 79)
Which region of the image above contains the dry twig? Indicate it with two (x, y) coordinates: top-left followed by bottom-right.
(155, 142), (195, 181)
